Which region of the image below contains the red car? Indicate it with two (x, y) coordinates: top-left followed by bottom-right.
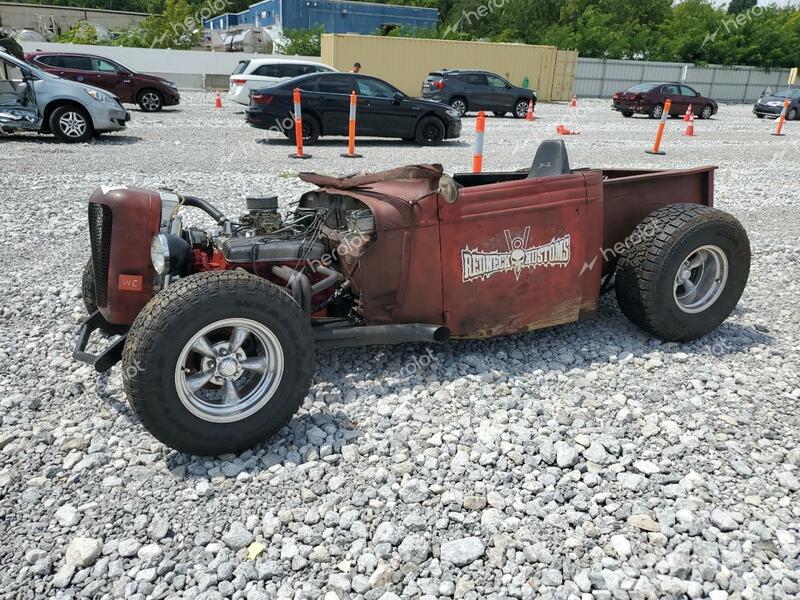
(73, 141), (750, 455)
(612, 82), (718, 119)
(25, 51), (180, 112)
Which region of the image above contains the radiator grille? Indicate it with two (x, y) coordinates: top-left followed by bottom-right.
(88, 203), (112, 307)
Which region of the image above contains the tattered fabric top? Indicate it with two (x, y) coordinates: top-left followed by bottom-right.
(298, 164), (443, 190)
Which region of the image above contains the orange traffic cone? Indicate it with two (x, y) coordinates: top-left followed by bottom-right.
(683, 112), (695, 137)
(556, 124), (579, 135)
(684, 104), (692, 122)
(569, 94), (577, 108)
(214, 89), (223, 109)
(526, 100), (535, 121)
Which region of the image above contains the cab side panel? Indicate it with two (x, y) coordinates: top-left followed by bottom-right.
(438, 172), (603, 338)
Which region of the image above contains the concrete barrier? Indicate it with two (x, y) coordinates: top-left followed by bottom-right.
(19, 41), (322, 90)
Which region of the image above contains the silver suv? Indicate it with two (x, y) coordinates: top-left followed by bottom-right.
(0, 49), (129, 142)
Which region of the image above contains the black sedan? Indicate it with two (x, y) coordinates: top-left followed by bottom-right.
(753, 86), (800, 120)
(246, 72), (461, 145)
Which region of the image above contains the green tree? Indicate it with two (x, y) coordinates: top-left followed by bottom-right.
(276, 26), (324, 56)
(727, 0), (756, 15)
(112, 0), (202, 49)
(56, 20), (99, 45)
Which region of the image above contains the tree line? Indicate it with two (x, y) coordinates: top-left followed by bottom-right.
(11, 0), (800, 68)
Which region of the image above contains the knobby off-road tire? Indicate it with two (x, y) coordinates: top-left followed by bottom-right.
(122, 270), (314, 455)
(615, 204), (750, 342)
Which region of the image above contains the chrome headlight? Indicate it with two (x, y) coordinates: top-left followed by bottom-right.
(151, 234), (170, 275)
(446, 108), (459, 118)
(85, 88), (113, 104)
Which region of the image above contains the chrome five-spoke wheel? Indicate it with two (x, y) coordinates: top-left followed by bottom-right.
(673, 245), (729, 314)
(175, 318), (284, 423)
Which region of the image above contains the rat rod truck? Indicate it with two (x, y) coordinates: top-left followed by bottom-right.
(73, 140), (750, 455)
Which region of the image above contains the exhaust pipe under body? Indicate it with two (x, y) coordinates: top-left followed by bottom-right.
(314, 323), (450, 349)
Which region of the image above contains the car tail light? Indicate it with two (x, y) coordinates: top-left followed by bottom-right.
(231, 78), (247, 85)
(251, 93), (274, 105)
(434, 80), (445, 90)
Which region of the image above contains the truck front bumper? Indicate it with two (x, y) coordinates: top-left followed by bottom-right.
(73, 311), (128, 372)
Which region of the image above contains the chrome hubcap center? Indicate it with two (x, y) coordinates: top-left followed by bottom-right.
(218, 357), (239, 378)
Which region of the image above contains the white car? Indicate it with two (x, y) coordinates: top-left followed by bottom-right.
(229, 59), (336, 105)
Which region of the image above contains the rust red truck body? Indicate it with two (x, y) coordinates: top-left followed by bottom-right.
(84, 165), (715, 343)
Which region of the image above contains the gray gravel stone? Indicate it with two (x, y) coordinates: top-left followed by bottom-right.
(440, 537), (485, 566)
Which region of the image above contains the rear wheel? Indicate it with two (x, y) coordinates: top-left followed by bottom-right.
(449, 97), (467, 117)
(138, 89), (163, 112)
(284, 115), (320, 144)
(700, 104), (713, 119)
(650, 104), (664, 119)
(492, 111), (506, 117)
(621, 111), (634, 118)
(122, 270), (314, 455)
(49, 105), (93, 143)
(788, 108), (798, 121)
(415, 116), (445, 145)
(615, 204), (750, 342)
(756, 114), (765, 119)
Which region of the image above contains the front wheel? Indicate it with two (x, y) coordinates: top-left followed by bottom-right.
(615, 204), (750, 342)
(49, 105), (93, 143)
(138, 89), (164, 112)
(788, 108), (798, 121)
(756, 114), (765, 119)
(700, 105), (713, 119)
(122, 271), (314, 455)
(492, 111), (506, 117)
(621, 111), (634, 118)
(415, 116), (445, 145)
(513, 99), (530, 118)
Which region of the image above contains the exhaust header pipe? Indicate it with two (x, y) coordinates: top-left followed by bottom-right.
(314, 323), (450, 349)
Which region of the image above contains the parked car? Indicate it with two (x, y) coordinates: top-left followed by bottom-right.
(73, 141), (750, 455)
(753, 86), (800, 120)
(246, 72), (461, 145)
(612, 83), (718, 119)
(421, 69), (536, 118)
(25, 51), (180, 112)
(0, 49), (129, 142)
(229, 58), (336, 105)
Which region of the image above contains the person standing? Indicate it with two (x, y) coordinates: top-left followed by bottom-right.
(351, 62), (361, 73)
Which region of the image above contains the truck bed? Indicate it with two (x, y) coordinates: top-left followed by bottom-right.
(454, 165), (716, 268)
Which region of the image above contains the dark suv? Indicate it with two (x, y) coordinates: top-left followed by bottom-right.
(421, 69), (536, 118)
(25, 52), (180, 112)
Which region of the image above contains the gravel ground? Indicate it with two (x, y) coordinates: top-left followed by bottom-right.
(1, 92), (799, 600)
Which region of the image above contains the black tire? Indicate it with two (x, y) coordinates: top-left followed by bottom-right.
(622, 111), (634, 118)
(649, 104), (664, 119)
(788, 108), (798, 121)
(415, 116), (445, 145)
(513, 99), (530, 118)
(49, 105), (93, 143)
(284, 115), (320, 145)
(82, 259), (97, 314)
(492, 111), (506, 117)
(122, 270), (315, 455)
(449, 97), (467, 117)
(756, 114), (765, 119)
(700, 104), (714, 120)
(615, 204), (750, 342)
(137, 89), (164, 112)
